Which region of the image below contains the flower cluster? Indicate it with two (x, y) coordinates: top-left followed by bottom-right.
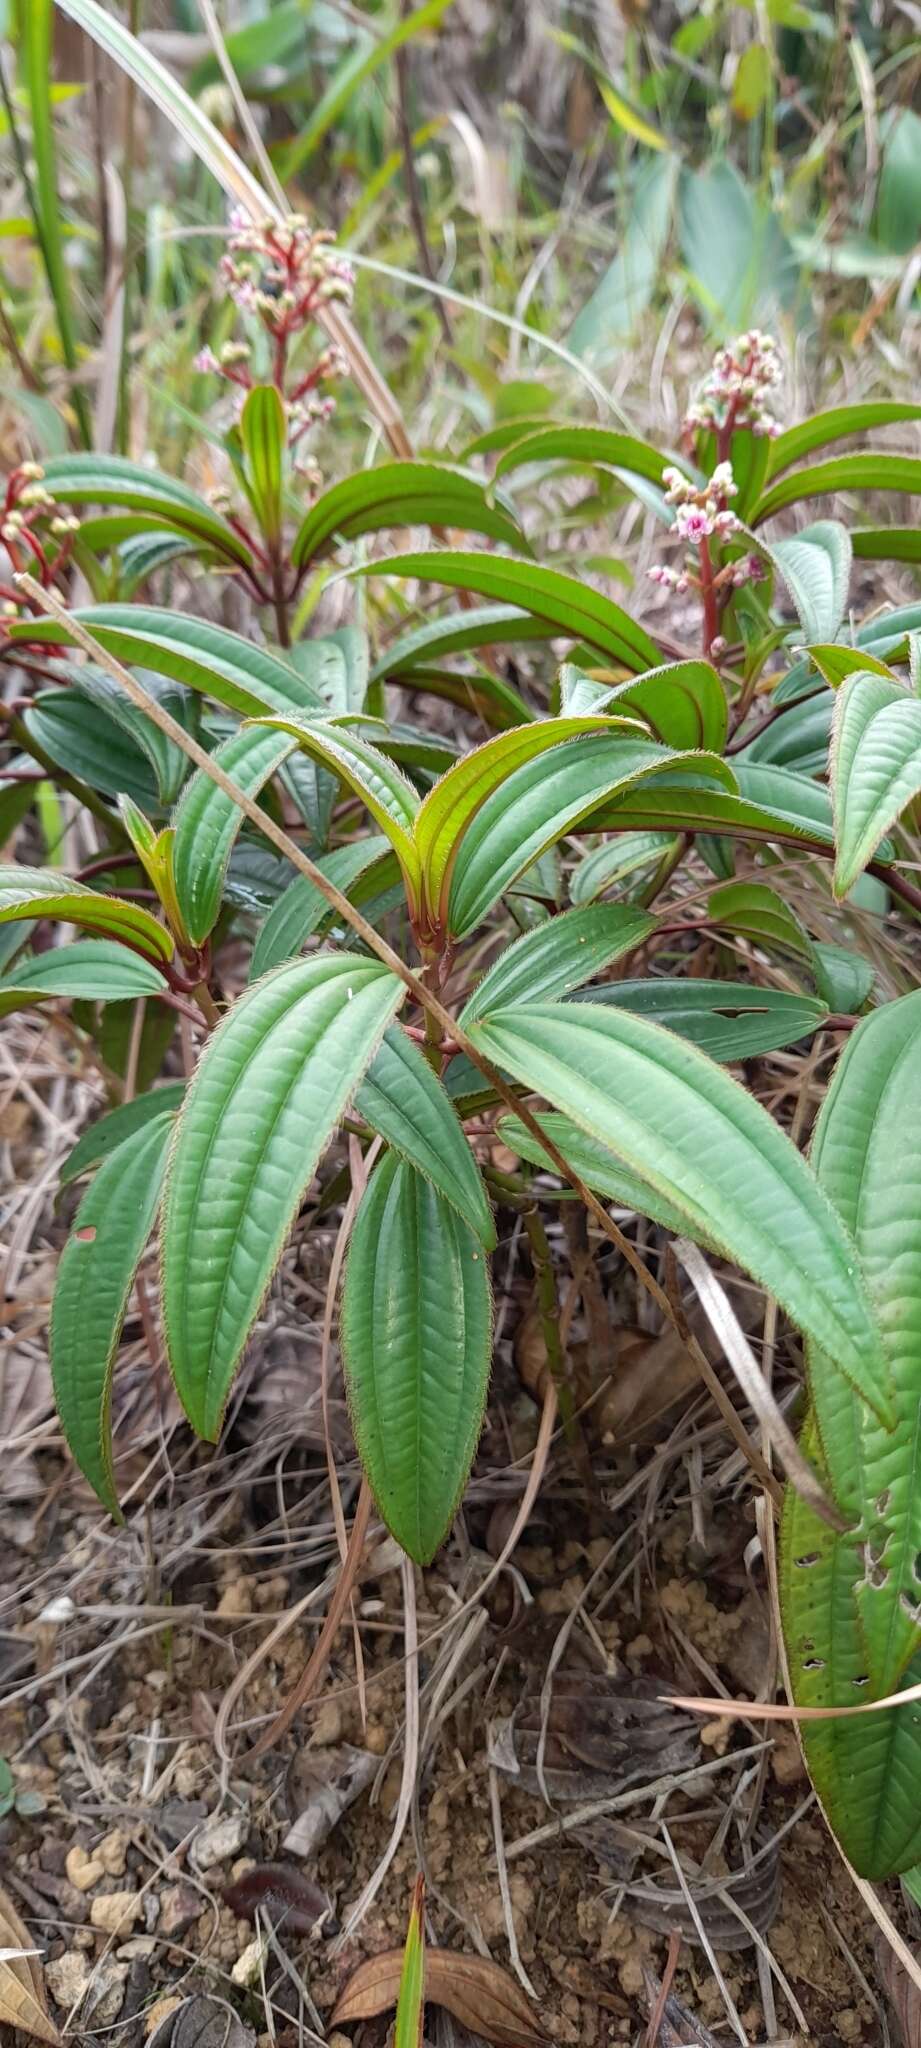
(683, 329), (782, 446)
(0, 463), (80, 619)
(218, 210), (354, 339)
(195, 213), (353, 481)
(647, 459), (766, 612)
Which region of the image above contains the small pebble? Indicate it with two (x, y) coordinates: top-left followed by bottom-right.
(190, 1809), (250, 1870)
(65, 1845), (105, 1892)
(90, 1890), (143, 1936)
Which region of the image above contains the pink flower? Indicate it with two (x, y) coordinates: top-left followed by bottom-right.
(675, 504), (713, 543)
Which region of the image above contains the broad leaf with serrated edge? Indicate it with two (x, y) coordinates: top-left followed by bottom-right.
(0, 865), (172, 962)
(61, 1084), (185, 1186)
(41, 452), (252, 565)
(573, 978), (828, 1060)
(0, 939), (169, 1019)
(161, 955), (403, 1439)
(250, 836), (392, 978)
(492, 423), (667, 490)
(341, 1152), (492, 1562)
(707, 880), (811, 960)
(460, 903), (654, 1024)
(768, 521), (852, 641)
(171, 725), (296, 945)
(355, 1027), (495, 1247)
(567, 659), (728, 754)
(781, 994), (921, 1877)
(247, 715), (422, 905)
(413, 717), (646, 928)
(465, 999), (889, 1417)
(831, 671), (921, 894)
(15, 607), (326, 719)
(766, 403), (921, 477)
(52, 1113), (173, 1516)
(445, 736), (734, 938)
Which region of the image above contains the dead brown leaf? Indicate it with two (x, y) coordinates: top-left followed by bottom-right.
(331, 1947), (546, 2047)
(0, 1883), (60, 2045)
(515, 1312), (702, 1444)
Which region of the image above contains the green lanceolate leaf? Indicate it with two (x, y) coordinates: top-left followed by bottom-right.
(0, 865), (173, 962)
(368, 605), (554, 685)
(569, 832), (677, 903)
(569, 660), (729, 754)
(387, 665), (533, 733)
(239, 384), (286, 542)
(413, 717), (646, 928)
(355, 1028), (495, 1248)
(465, 999), (889, 1417)
(42, 455), (251, 566)
(851, 528), (921, 566)
(61, 1084), (186, 1186)
(753, 453), (921, 526)
(809, 941), (875, 1015)
(248, 715), (422, 905)
(340, 1152), (492, 1562)
(0, 939), (169, 1019)
(292, 462), (524, 569)
(250, 836), (392, 978)
(23, 690), (161, 811)
(497, 1108), (711, 1242)
(74, 666), (192, 806)
(593, 760), (842, 854)
(445, 736), (734, 939)
(706, 880), (812, 961)
(768, 521), (852, 641)
(161, 954), (403, 1440)
(766, 403), (921, 477)
(460, 903), (654, 1025)
(492, 424), (668, 492)
(577, 978), (828, 1060)
(171, 726), (296, 946)
(831, 671), (921, 895)
(51, 1113), (173, 1517)
(16, 608), (326, 719)
(359, 552), (662, 673)
(781, 994), (921, 1877)
(738, 695), (832, 777)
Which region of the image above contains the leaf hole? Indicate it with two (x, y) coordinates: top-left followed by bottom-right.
(794, 1552), (820, 1569)
(851, 1675), (869, 1688)
(862, 1540), (888, 1590)
(802, 1657), (825, 1671)
(876, 1490), (891, 1516)
(913, 1552), (921, 1585)
(901, 1592), (921, 1624)
(74, 1226), (97, 1244)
